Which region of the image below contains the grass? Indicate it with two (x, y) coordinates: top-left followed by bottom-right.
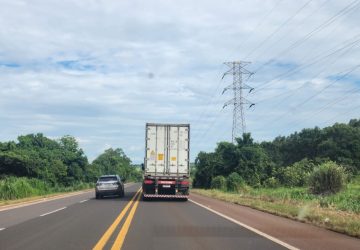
(0, 176), (93, 202)
(192, 177), (360, 238)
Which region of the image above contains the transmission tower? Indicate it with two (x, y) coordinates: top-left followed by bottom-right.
(222, 61), (254, 142)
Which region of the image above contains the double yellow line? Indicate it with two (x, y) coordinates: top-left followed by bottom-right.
(93, 188), (142, 250)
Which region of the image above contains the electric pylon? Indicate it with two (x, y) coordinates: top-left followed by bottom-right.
(222, 61), (254, 142)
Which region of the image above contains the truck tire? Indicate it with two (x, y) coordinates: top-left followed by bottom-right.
(96, 193), (100, 199)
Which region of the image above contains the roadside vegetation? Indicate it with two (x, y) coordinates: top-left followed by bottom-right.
(192, 119), (360, 237)
(0, 133), (142, 202)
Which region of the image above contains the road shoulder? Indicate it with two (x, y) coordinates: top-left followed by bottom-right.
(190, 192), (360, 250)
(0, 182), (134, 211)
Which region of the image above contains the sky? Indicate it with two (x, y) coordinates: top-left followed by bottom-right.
(0, 0), (359, 163)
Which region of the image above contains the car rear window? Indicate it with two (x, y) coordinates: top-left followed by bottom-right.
(99, 176), (117, 181)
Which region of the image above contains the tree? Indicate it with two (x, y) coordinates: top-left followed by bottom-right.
(236, 133), (271, 187)
(91, 148), (134, 181)
(59, 135), (89, 183)
(214, 142), (238, 176)
(193, 152), (218, 188)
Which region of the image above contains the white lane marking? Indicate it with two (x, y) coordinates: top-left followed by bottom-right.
(0, 228), (5, 231)
(189, 199), (299, 250)
(0, 190), (92, 212)
(79, 199), (89, 203)
(40, 207), (67, 217)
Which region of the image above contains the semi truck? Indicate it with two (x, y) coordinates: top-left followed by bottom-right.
(142, 123), (190, 200)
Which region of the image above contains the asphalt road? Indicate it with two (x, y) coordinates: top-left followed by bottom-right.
(0, 183), (358, 250)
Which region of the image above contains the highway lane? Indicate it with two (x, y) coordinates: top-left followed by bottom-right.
(122, 195), (287, 250)
(0, 183), (289, 250)
(0, 183), (134, 229)
(2, 183), (357, 250)
(4, 184), (360, 250)
(0, 190), (93, 229)
(0, 184), (140, 250)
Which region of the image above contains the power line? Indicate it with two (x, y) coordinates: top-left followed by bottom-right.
(244, 0), (314, 60)
(252, 37), (359, 110)
(267, 63), (360, 129)
(253, 0), (360, 74)
(295, 64), (360, 108)
(284, 81), (360, 130)
(235, 0), (284, 56)
(250, 0), (331, 65)
(253, 34), (360, 94)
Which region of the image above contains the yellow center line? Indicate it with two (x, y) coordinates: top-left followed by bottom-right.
(93, 188), (141, 250)
(111, 191), (142, 250)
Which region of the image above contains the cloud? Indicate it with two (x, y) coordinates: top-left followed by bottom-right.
(0, 0), (359, 162)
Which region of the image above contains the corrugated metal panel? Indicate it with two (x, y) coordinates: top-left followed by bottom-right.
(145, 123), (189, 176)
(178, 126), (189, 174)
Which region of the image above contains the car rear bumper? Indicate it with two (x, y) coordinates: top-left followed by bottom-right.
(96, 188), (122, 196)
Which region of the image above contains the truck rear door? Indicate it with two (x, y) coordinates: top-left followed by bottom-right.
(145, 124), (189, 176)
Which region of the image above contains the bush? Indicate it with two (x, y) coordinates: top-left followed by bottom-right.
(211, 176), (226, 190)
(263, 177), (280, 188)
(226, 172), (245, 192)
(282, 159), (315, 187)
(0, 177), (48, 199)
(0, 176), (93, 200)
(308, 161), (347, 195)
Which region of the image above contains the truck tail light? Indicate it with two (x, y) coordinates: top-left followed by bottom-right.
(144, 179), (154, 184)
(180, 180), (189, 186)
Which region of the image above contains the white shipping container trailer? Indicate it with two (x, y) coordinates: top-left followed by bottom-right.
(142, 123), (190, 200)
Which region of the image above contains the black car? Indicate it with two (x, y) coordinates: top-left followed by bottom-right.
(95, 175), (125, 199)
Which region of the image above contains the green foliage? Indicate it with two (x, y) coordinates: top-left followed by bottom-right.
(226, 172), (245, 192)
(308, 161), (347, 195)
(211, 176), (226, 190)
(193, 151), (218, 188)
(0, 133), (137, 201)
(193, 119), (360, 189)
(235, 144), (271, 187)
(0, 134), (89, 185)
(0, 176), (92, 200)
(90, 148), (140, 182)
(280, 159), (315, 187)
(263, 177), (280, 188)
(322, 176), (360, 212)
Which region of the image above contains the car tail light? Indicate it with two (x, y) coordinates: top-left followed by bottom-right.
(144, 179), (154, 184)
